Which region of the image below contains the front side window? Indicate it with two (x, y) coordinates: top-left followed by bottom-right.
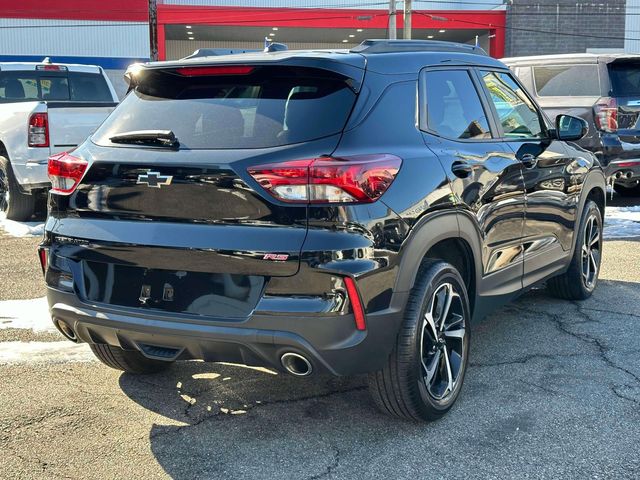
(480, 71), (545, 140)
(422, 69), (492, 140)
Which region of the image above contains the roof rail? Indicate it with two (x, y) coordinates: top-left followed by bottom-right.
(351, 39), (487, 56)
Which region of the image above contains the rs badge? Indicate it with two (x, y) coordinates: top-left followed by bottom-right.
(263, 253), (289, 261)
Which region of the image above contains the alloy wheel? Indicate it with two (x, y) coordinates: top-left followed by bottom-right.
(581, 214), (601, 289)
(420, 282), (467, 401)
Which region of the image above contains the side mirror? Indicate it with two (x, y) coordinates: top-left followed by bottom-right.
(555, 114), (588, 141)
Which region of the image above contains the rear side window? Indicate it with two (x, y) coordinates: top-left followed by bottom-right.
(480, 70), (545, 140)
(533, 65), (600, 96)
(608, 62), (640, 96)
(422, 70), (491, 140)
(93, 66), (356, 149)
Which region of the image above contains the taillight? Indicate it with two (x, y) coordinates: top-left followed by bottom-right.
(344, 277), (366, 331)
(28, 112), (49, 147)
(594, 97), (618, 132)
(248, 155), (401, 204)
(38, 248), (48, 275)
(47, 152), (88, 194)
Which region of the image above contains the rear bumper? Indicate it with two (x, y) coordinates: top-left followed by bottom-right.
(605, 159), (640, 183)
(48, 288), (406, 376)
(11, 158), (50, 190)
(599, 135), (640, 180)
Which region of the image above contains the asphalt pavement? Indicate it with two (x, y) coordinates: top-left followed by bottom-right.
(0, 199), (639, 479)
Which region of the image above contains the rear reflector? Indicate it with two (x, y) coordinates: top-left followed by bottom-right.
(48, 152), (88, 194)
(28, 112), (49, 147)
(177, 66), (255, 76)
(344, 277), (366, 331)
(248, 155), (401, 204)
(38, 248), (48, 275)
(616, 161), (640, 168)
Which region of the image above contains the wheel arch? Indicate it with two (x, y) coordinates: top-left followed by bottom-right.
(392, 210), (482, 317)
(570, 170), (607, 259)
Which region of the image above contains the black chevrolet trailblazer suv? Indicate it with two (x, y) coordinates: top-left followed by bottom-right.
(40, 40), (606, 421)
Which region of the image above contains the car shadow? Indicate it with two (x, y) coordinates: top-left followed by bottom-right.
(116, 281), (640, 479)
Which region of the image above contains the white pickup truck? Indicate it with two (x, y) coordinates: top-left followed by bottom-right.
(0, 59), (119, 220)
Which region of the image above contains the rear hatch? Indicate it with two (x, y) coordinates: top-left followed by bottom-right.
(49, 59), (364, 317)
(607, 59), (640, 139)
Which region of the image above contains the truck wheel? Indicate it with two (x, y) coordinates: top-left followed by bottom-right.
(547, 200), (602, 300)
(0, 156), (36, 221)
(368, 260), (470, 421)
(613, 182), (640, 197)
(90, 344), (172, 374)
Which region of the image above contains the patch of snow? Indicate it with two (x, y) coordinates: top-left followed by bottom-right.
(604, 206), (640, 239)
(0, 212), (44, 238)
(0, 297), (55, 332)
(0, 341), (94, 364)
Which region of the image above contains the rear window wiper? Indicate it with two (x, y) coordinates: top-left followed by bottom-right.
(109, 130), (180, 149)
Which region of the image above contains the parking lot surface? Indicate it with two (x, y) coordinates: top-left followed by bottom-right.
(1, 200), (639, 479)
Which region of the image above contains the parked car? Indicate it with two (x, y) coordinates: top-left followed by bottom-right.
(503, 53), (640, 197)
(0, 58), (119, 220)
(39, 40), (606, 421)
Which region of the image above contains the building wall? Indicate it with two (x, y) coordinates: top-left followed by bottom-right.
(161, 0), (504, 10)
(626, 0), (640, 53)
(505, 1), (626, 57)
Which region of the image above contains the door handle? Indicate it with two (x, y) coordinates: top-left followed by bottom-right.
(519, 153), (538, 169)
(451, 161), (473, 178)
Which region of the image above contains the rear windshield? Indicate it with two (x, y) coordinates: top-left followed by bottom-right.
(92, 66), (357, 149)
(0, 71), (113, 102)
(608, 62), (640, 96)
(533, 65), (600, 97)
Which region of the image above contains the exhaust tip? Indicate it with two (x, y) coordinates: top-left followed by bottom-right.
(625, 171), (634, 179)
(54, 318), (78, 343)
(281, 352), (313, 377)
(615, 171), (623, 179)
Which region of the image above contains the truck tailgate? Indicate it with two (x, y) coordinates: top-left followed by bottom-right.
(47, 102), (117, 153)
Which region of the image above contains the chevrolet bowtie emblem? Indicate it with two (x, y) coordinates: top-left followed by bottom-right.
(137, 171), (173, 188)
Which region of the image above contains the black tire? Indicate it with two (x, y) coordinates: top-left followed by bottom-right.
(613, 182), (640, 197)
(368, 260), (471, 421)
(89, 343), (172, 374)
(547, 200), (603, 300)
(0, 156), (36, 221)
